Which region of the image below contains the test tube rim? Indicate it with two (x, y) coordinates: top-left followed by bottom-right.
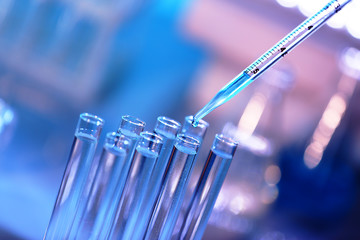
(138, 131), (164, 156)
(105, 132), (132, 150)
(140, 131), (164, 144)
(121, 115), (146, 128)
(214, 134), (238, 148)
(157, 116), (181, 129)
(212, 134), (238, 157)
(185, 116), (209, 129)
(176, 133), (201, 151)
(80, 113), (105, 126)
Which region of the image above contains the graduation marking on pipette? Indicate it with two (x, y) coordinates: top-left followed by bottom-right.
(192, 0), (353, 127)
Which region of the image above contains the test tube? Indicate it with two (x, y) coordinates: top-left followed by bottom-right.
(44, 113), (104, 240)
(94, 115), (145, 239)
(67, 132), (132, 240)
(131, 116), (181, 240)
(107, 131), (163, 239)
(172, 116), (209, 237)
(179, 134), (238, 240)
(181, 116), (209, 142)
(145, 134), (200, 240)
(118, 115), (145, 138)
(115, 115), (146, 198)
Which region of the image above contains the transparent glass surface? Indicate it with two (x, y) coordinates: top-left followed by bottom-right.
(131, 116), (181, 240)
(118, 115), (145, 138)
(44, 113), (104, 240)
(68, 132), (132, 239)
(208, 127), (274, 237)
(181, 116), (209, 142)
(145, 134), (200, 240)
(117, 115), (146, 184)
(174, 116), (209, 236)
(178, 134), (238, 240)
(105, 132), (163, 240)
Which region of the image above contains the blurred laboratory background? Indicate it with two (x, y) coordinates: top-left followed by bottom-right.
(1, 0), (360, 239)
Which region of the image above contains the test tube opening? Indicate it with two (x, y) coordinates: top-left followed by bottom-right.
(182, 116), (209, 142)
(175, 134), (201, 153)
(155, 116), (181, 138)
(138, 131), (164, 155)
(119, 115), (145, 137)
(105, 132), (132, 153)
(76, 113), (104, 138)
(212, 134), (238, 157)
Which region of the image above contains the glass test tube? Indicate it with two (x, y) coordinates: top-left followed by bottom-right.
(96, 115), (145, 239)
(117, 115), (146, 188)
(172, 116), (209, 238)
(107, 131), (163, 240)
(145, 134), (200, 240)
(44, 113), (104, 240)
(181, 116), (209, 142)
(179, 134), (238, 240)
(68, 132), (132, 240)
(131, 116), (181, 240)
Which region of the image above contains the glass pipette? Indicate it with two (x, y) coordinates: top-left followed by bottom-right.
(192, 0), (353, 127)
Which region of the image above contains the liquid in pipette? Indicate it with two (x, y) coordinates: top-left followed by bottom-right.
(191, 0), (353, 126)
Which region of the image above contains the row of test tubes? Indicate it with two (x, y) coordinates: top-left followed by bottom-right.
(44, 113), (238, 240)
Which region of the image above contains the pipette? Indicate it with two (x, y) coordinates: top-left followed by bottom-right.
(192, 0), (353, 127)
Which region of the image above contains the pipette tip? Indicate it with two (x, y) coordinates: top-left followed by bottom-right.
(191, 118), (199, 127)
